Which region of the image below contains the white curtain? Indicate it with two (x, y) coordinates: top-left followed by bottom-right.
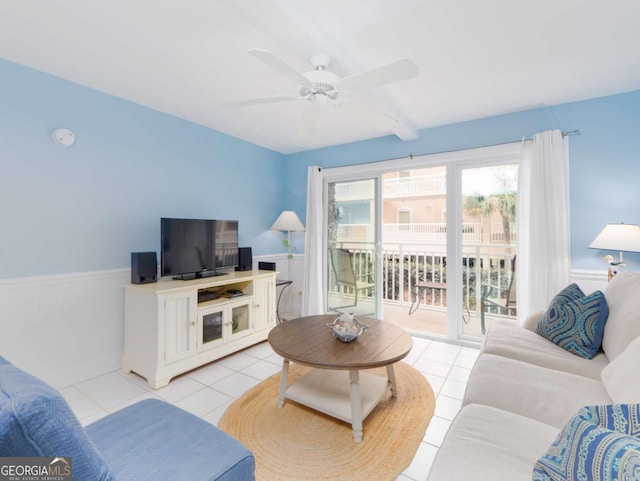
(517, 129), (571, 323)
(301, 166), (324, 315)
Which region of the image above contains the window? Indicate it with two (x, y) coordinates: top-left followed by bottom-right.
(398, 208), (411, 231)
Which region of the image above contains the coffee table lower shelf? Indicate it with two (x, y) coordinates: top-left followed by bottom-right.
(281, 368), (391, 442)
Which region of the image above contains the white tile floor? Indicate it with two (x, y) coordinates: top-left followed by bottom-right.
(59, 337), (479, 481)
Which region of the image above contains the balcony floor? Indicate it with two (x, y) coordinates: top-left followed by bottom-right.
(327, 294), (508, 338)
(383, 302), (503, 338)
(383, 302), (448, 335)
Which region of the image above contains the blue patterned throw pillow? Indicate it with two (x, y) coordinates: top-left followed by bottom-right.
(544, 283), (585, 307)
(536, 284), (609, 359)
(533, 404), (640, 481)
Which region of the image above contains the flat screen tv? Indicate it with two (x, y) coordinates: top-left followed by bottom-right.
(161, 218), (239, 280)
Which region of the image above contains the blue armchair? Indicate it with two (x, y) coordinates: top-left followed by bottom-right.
(0, 356), (254, 481)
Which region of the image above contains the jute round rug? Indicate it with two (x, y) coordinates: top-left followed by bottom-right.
(218, 361), (435, 481)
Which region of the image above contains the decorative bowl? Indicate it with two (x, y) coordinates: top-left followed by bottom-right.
(326, 313), (368, 343)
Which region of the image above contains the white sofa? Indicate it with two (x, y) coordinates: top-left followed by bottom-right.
(427, 271), (640, 480)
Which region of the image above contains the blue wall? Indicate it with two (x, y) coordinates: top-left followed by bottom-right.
(0, 59), (286, 279)
(2, 54), (638, 278)
(284, 91), (640, 271)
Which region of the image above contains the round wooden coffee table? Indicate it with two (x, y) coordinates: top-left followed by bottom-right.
(268, 315), (413, 442)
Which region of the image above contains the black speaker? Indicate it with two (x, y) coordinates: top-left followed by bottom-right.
(235, 247), (252, 271)
(258, 261), (276, 271)
(131, 252), (157, 284)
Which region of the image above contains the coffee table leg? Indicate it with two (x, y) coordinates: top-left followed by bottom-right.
(277, 359), (289, 408)
(350, 370), (363, 443)
(386, 364), (398, 398)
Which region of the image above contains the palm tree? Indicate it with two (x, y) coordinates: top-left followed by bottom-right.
(464, 192), (516, 244)
(327, 182), (340, 243)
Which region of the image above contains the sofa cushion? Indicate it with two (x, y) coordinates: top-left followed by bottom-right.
(601, 336), (640, 403)
(463, 353), (612, 428)
(86, 399), (255, 481)
(426, 404), (559, 481)
(602, 271), (640, 361)
(482, 320), (608, 379)
(521, 309), (545, 331)
(535, 289), (609, 359)
(0, 359), (115, 481)
(533, 404), (640, 480)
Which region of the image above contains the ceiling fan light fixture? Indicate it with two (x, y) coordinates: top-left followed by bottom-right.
(310, 93), (329, 109)
(226, 49), (419, 140)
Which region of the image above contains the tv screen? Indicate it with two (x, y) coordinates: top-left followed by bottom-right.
(161, 218), (238, 279)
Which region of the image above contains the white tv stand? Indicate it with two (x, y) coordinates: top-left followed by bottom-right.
(123, 269), (277, 389)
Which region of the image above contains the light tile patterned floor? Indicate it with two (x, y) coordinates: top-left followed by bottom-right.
(59, 337), (479, 481)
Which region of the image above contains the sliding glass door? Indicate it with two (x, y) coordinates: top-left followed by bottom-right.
(322, 143), (521, 341)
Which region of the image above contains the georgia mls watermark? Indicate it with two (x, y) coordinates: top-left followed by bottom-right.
(0, 457), (72, 481)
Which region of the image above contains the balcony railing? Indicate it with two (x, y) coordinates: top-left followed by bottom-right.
(327, 242), (516, 320)
(334, 180), (374, 201)
(490, 222), (517, 243)
(383, 174), (446, 197)
(336, 222), (516, 245)
(333, 174), (448, 202)
(382, 223), (482, 243)
(336, 223), (483, 243)
(337, 224), (373, 243)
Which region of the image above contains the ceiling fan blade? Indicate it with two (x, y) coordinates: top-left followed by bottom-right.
(222, 95), (300, 108)
(340, 59), (419, 91)
(247, 49), (310, 86)
(297, 107), (320, 139)
(339, 100), (398, 132)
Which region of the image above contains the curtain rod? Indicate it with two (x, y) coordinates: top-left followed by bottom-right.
(319, 129), (580, 170)
(562, 129), (581, 137)
(404, 129), (580, 161)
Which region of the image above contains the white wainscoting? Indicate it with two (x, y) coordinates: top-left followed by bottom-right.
(0, 269), (130, 388)
(0, 262), (609, 389)
(571, 269), (609, 294)
(0, 255), (307, 389)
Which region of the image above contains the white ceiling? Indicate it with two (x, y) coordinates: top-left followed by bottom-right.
(1, 0), (639, 154)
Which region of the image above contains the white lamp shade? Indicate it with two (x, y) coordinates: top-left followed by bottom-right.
(589, 223), (640, 253)
(271, 210), (305, 232)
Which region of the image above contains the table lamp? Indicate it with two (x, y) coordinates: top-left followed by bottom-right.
(588, 222), (640, 279)
(271, 210), (305, 258)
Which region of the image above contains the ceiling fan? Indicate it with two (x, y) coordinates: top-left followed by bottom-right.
(223, 49), (419, 139)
